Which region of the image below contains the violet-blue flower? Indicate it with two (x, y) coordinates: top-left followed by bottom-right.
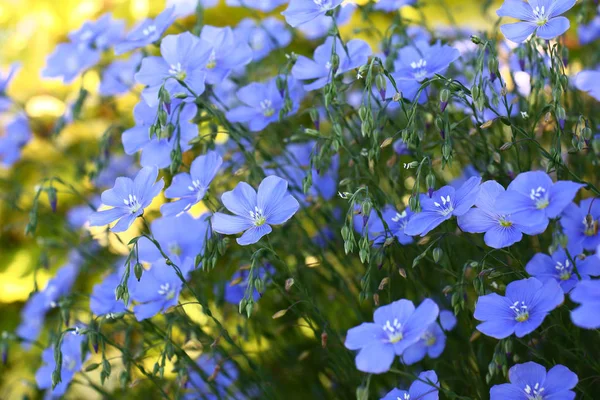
(494, 171), (584, 227)
(0, 63), (19, 111)
(184, 355), (238, 399)
(162, 151), (223, 216)
(212, 176), (300, 245)
(0, 114), (31, 168)
(234, 17), (292, 62)
(381, 370), (439, 400)
(42, 43), (100, 84)
(222, 264), (275, 304)
(457, 180), (548, 249)
(135, 32), (212, 107)
(570, 279), (600, 329)
(167, 0), (219, 17)
(526, 248), (600, 293)
(561, 198), (600, 253)
(404, 176), (482, 237)
(374, 0), (417, 13)
(227, 0), (287, 12)
(99, 53), (143, 96)
(575, 68), (600, 102)
(490, 361), (578, 400)
(344, 298), (439, 374)
(199, 25), (253, 85)
(88, 166), (164, 232)
(114, 7), (176, 55)
(90, 270), (129, 316)
(497, 0), (576, 43)
(402, 322), (447, 365)
(474, 277), (563, 339)
(297, 3), (355, 40)
(282, 0), (345, 28)
(578, 16), (600, 45)
(68, 12), (124, 50)
(394, 41), (460, 82)
(292, 37), (371, 91)
(367, 205), (414, 246)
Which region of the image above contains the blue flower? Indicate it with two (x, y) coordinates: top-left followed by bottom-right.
(222, 264), (275, 304)
(474, 277), (563, 339)
(0, 114), (31, 168)
(381, 370), (439, 400)
(497, 0), (576, 43)
(167, 0), (219, 17)
(67, 196), (100, 229)
(578, 16), (600, 45)
(212, 176), (300, 245)
(374, 0), (417, 12)
(282, 0), (345, 28)
(458, 180), (548, 249)
(563, 197), (600, 253)
(99, 53), (143, 96)
(344, 298), (439, 374)
(136, 213), (211, 264)
(42, 43), (100, 83)
(68, 13), (124, 50)
(89, 166), (164, 232)
(114, 7), (176, 55)
(575, 68), (600, 102)
(439, 309), (457, 331)
(16, 262), (79, 347)
(404, 176), (482, 237)
(401, 322), (447, 365)
(393, 139), (410, 155)
(35, 331), (86, 397)
(0, 63), (20, 111)
(570, 279), (600, 329)
(490, 362), (578, 400)
(130, 258), (193, 320)
(226, 0), (287, 12)
(494, 171), (584, 227)
(526, 248), (600, 293)
(234, 17), (292, 62)
(226, 75), (304, 131)
(199, 26), (253, 85)
(162, 151), (223, 216)
(297, 3), (356, 40)
(394, 41), (460, 82)
(90, 270), (129, 316)
(367, 206), (414, 246)
(292, 37), (371, 91)
(184, 355), (238, 400)
(122, 100), (198, 168)
(135, 32), (212, 107)
(94, 154), (137, 188)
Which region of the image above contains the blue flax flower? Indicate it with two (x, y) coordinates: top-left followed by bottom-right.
(234, 18), (292, 62)
(227, 0), (287, 12)
(162, 151), (222, 216)
(575, 68), (600, 102)
(402, 322), (447, 365)
(367, 206), (414, 246)
(212, 176), (300, 245)
(578, 16), (600, 45)
(0, 114), (31, 168)
(570, 279), (600, 329)
(0, 63), (20, 111)
(292, 37), (371, 91)
(458, 180), (548, 249)
(282, 0), (345, 28)
(526, 248), (600, 293)
(226, 75), (304, 131)
(68, 13), (124, 50)
(130, 258), (193, 320)
(90, 270), (129, 316)
(494, 171), (583, 227)
(184, 355), (238, 399)
(94, 154), (137, 188)
(381, 370), (439, 400)
(199, 26), (253, 84)
(135, 32), (212, 107)
(561, 198), (600, 252)
(497, 0), (576, 43)
(36, 331), (86, 397)
(89, 166), (164, 232)
(474, 277), (563, 339)
(99, 53), (143, 96)
(394, 41), (460, 82)
(374, 0), (417, 12)
(167, 0), (219, 17)
(298, 3), (355, 40)
(122, 100), (198, 168)
(404, 176), (482, 237)
(490, 361), (578, 400)
(114, 7), (175, 55)
(42, 43), (100, 84)
(344, 298), (439, 374)
(222, 264), (275, 304)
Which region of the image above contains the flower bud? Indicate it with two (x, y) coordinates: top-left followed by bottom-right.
(488, 57), (499, 82)
(375, 74), (387, 101)
(439, 88), (450, 112)
(556, 106), (566, 130)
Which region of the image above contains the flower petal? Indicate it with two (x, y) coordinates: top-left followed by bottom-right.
(344, 323), (384, 350)
(500, 21), (537, 43)
(536, 16), (570, 40)
(237, 224), (272, 245)
(211, 212), (253, 235)
(354, 341), (394, 374)
(221, 182), (257, 217)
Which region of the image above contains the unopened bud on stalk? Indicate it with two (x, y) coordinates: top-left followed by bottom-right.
(488, 58), (499, 82)
(556, 106), (566, 130)
(375, 74), (387, 101)
(440, 88), (450, 112)
(426, 173), (436, 197)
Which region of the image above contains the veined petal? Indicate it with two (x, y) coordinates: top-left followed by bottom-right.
(546, 181), (584, 218)
(221, 182), (257, 217)
(500, 22), (537, 43)
(354, 341), (394, 374)
(211, 212), (253, 235)
(344, 323), (384, 350)
(89, 207), (126, 227)
(237, 224), (273, 245)
(496, 0), (535, 20)
(536, 16), (570, 40)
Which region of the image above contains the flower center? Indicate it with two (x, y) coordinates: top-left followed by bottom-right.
(168, 243), (182, 257)
(187, 179), (207, 200)
(158, 283), (175, 299)
(64, 355), (77, 372)
(124, 194), (142, 214)
(529, 186), (549, 209)
(410, 58), (428, 81)
(583, 215), (599, 237)
(260, 99), (275, 117)
(524, 382), (545, 400)
(313, 0), (333, 9)
(249, 206), (266, 226)
(422, 331), (437, 347)
(532, 6), (548, 26)
(142, 24), (157, 36)
(383, 318), (403, 343)
(206, 49), (217, 69)
(433, 195), (454, 216)
(396, 394), (411, 400)
(250, 32), (265, 51)
(555, 260), (572, 281)
(499, 216), (513, 227)
(510, 301), (529, 322)
(392, 211), (409, 229)
(168, 62), (187, 81)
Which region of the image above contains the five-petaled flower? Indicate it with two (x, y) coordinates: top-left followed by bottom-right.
(380, 370), (439, 400)
(282, 0), (345, 28)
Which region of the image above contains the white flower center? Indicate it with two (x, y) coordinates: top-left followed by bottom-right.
(124, 194), (142, 214)
(396, 394), (411, 400)
(529, 186), (549, 209)
(250, 32), (265, 51)
(421, 330), (437, 346)
(158, 283), (175, 299)
(313, 0), (333, 9)
(510, 300), (529, 322)
(188, 179), (206, 198)
(433, 195), (454, 216)
(382, 318), (403, 343)
(249, 206), (266, 226)
(582, 215), (599, 237)
(206, 49), (217, 69)
(555, 259), (572, 281)
(260, 99), (275, 117)
(532, 6), (548, 26)
(524, 382), (545, 400)
(168, 62), (186, 80)
(142, 24), (157, 36)
(410, 58), (428, 80)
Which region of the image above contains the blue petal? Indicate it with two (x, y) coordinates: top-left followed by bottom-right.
(490, 383), (528, 400)
(484, 225), (523, 248)
(112, 213), (138, 232)
(548, 0), (576, 18)
(458, 208), (498, 233)
(237, 224), (273, 245)
(531, 279), (564, 313)
(344, 323), (384, 350)
(508, 362), (547, 389)
(404, 210), (446, 237)
(410, 370), (439, 400)
(373, 299), (415, 326)
(537, 16), (571, 40)
(401, 342), (427, 365)
(544, 365), (578, 395)
(221, 181), (257, 217)
(439, 310), (457, 331)
(211, 213), (253, 235)
(89, 207), (126, 227)
(354, 341), (395, 374)
(403, 299), (439, 341)
(546, 181), (584, 218)
(133, 301), (164, 321)
(381, 389), (409, 400)
(500, 22), (537, 43)
(496, 0), (534, 20)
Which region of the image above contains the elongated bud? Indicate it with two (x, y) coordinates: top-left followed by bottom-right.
(556, 106), (566, 130)
(375, 74), (387, 101)
(470, 35), (483, 45)
(433, 247), (443, 263)
(309, 108), (320, 130)
(435, 116), (445, 140)
(47, 187), (58, 212)
(134, 262), (143, 281)
(439, 88), (450, 112)
(582, 127), (592, 140)
(488, 57), (499, 82)
(426, 173), (436, 197)
(330, 53), (340, 73)
(276, 76), (286, 97)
